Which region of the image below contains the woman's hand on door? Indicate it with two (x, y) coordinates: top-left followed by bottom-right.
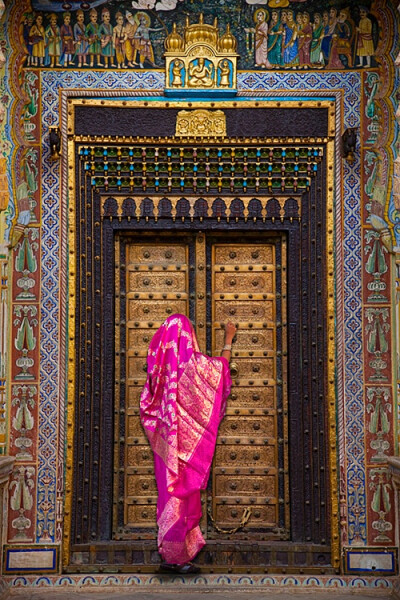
(221, 321), (237, 360)
(224, 321), (237, 344)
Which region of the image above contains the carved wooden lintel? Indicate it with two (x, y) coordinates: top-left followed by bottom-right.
(176, 109), (226, 137)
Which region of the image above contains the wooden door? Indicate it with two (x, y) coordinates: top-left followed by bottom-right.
(115, 232), (289, 542)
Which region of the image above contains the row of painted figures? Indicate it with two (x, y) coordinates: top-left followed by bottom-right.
(251, 6), (376, 69)
(22, 5), (377, 71)
(22, 7), (160, 69)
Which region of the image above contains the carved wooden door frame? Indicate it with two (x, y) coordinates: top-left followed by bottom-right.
(63, 98), (338, 574)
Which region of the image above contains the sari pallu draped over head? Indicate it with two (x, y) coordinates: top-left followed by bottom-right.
(140, 314), (231, 564)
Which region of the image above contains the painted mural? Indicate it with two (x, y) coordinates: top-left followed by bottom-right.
(19, 0), (380, 70)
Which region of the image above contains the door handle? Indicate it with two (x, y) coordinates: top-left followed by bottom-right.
(230, 362), (239, 378)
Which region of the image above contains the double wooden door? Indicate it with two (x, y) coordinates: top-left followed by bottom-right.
(114, 232), (289, 542)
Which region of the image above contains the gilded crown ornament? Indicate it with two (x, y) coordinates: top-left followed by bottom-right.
(164, 23), (184, 52)
(218, 25), (237, 53)
(164, 14), (238, 96)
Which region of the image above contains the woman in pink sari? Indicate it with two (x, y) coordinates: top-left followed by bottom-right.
(140, 314), (235, 573)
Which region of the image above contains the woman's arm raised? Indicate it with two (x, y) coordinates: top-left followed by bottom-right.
(220, 321), (237, 361)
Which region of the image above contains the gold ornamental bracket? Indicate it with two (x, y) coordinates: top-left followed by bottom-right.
(164, 14), (238, 97)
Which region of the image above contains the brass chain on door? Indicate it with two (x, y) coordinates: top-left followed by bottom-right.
(114, 232), (288, 541)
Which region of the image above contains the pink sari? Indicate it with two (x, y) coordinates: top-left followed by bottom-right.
(140, 314), (231, 564)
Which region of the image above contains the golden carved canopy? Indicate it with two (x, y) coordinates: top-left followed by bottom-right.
(164, 14), (238, 95)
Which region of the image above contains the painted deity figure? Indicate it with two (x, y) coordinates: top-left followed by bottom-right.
(29, 13), (45, 67)
(298, 12), (312, 67)
(74, 9), (88, 67)
(125, 11), (141, 68)
(254, 8), (271, 69)
(188, 57), (214, 87)
(282, 10), (298, 66)
(310, 13), (323, 66)
(86, 8), (102, 68)
(113, 11), (128, 69)
(60, 12), (75, 66)
(99, 8), (115, 68)
(356, 7), (374, 67)
(267, 10), (283, 68)
(45, 13), (61, 68)
(133, 12), (162, 68)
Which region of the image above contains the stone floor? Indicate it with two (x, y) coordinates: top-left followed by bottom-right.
(6, 588), (394, 599)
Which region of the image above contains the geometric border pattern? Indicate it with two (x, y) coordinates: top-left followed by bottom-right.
(6, 573), (394, 591)
(39, 69), (363, 548)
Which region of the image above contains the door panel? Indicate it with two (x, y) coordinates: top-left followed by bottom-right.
(116, 233), (288, 541)
(120, 238), (190, 535)
(210, 240), (288, 537)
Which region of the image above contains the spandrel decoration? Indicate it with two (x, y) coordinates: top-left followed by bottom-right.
(164, 14), (238, 96)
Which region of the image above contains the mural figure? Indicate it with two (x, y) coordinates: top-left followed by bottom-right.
(332, 8), (354, 68)
(254, 8), (271, 68)
(133, 12), (162, 68)
(45, 13), (61, 68)
(98, 7), (115, 68)
(29, 13), (45, 67)
(73, 9), (88, 67)
(296, 11), (303, 34)
(356, 6), (374, 68)
(267, 10), (283, 67)
(310, 12), (323, 66)
(125, 12), (139, 68)
(298, 11), (312, 67)
(86, 8), (102, 68)
(113, 11), (128, 68)
(321, 7), (337, 66)
(321, 10), (329, 33)
(188, 57), (214, 87)
(22, 12), (34, 67)
(282, 10), (298, 66)
(60, 12), (75, 66)
(20, 71), (38, 143)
